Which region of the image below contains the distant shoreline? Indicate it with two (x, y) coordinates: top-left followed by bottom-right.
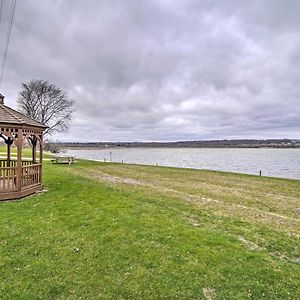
(55, 139), (300, 150)
(61, 145), (300, 150)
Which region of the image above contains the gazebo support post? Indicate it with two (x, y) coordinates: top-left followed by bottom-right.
(16, 129), (23, 193)
(39, 135), (43, 183)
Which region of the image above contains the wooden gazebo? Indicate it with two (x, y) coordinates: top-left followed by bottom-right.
(0, 94), (47, 201)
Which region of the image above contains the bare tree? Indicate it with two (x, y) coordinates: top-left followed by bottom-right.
(18, 79), (74, 135)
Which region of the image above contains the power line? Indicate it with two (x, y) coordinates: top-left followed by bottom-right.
(0, 0), (17, 88)
(0, 0), (4, 85)
(0, 0), (3, 25)
(0, 0), (17, 86)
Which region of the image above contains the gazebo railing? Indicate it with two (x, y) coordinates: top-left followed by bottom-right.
(0, 166), (17, 192)
(0, 159), (17, 168)
(0, 159), (36, 167)
(21, 163), (41, 188)
(0, 160), (42, 192)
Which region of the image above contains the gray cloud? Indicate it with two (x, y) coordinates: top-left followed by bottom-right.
(0, 0), (299, 141)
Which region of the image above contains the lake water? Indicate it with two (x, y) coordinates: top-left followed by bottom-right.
(64, 148), (300, 180)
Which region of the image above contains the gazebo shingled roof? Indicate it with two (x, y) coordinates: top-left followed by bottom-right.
(0, 96), (47, 128)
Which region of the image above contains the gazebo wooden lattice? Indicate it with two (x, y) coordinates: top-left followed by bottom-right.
(0, 94), (47, 201)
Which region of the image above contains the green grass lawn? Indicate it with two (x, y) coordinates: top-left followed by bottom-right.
(0, 145), (52, 159)
(0, 160), (299, 299)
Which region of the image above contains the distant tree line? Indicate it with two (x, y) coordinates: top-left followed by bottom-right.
(52, 139), (300, 150)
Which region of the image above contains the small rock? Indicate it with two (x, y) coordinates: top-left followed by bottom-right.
(203, 287), (216, 300)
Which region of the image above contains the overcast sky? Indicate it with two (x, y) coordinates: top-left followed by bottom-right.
(0, 0), (299, 141)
